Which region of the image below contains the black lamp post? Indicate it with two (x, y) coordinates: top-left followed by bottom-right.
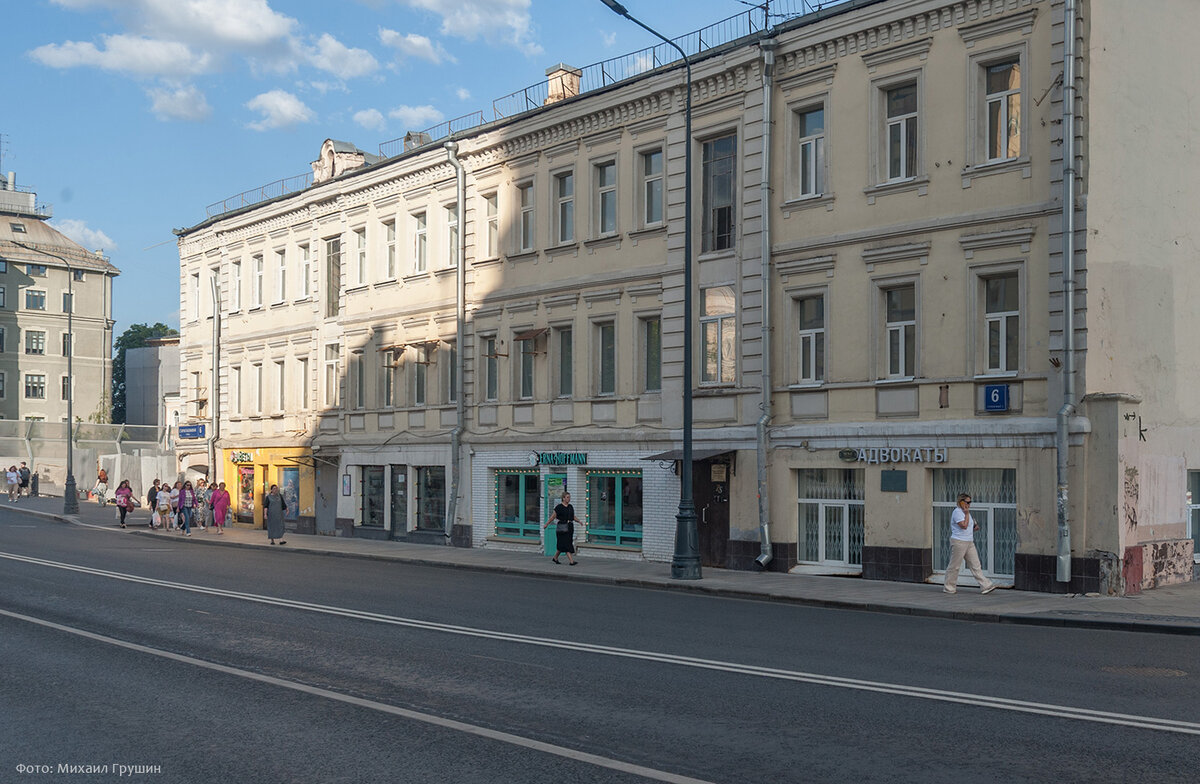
(599, 0), (700, 579)
(13, 241), (78, 514)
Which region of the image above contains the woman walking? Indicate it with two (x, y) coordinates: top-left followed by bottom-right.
(93, 467), (109, 505)
(194, 479), (211, 531)
(177, 480), (195, 536)
(210, 482), (230, 534)
(146, 480), (160, 523)
(6, 466), (20, 502)
(113, 480), (135, 528)
(264, 484), (287, 545)
(155, 484), (173, 531)
(543, 490), (581, 565)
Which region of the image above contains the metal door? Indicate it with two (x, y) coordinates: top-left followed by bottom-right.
(694, 457), (730, 568)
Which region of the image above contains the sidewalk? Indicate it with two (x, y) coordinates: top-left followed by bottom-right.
(8, 494), (1199, 635)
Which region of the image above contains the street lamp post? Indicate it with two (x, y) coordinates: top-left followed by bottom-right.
(13, 241), (78, 514)
(600, 0), (700, 579)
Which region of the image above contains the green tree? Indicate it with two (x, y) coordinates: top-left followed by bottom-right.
(111, 322), (178, 424)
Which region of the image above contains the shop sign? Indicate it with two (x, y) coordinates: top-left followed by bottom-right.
(849, 447), (948, 464)
(230, 450), (253, 463)
(536, 452), (588, 466)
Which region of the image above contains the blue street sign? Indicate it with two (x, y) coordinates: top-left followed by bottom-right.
(984, 384), (1009, 412)
(177, 424), (206, 439)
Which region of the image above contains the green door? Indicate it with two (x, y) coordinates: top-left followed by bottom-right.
(544, 473), (566, 556)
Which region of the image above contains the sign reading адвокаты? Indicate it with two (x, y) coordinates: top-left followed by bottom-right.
(838, 447), (948, 464)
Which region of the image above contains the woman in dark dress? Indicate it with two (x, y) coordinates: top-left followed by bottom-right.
(543, 491), (581, 565)
(264, 484), (287, 545)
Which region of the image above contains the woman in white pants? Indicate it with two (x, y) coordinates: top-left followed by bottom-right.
(944, 493), (996, 595)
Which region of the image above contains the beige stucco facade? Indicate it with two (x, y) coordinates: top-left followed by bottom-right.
(177, 0), (1198, 592)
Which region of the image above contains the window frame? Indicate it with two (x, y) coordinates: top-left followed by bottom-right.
(594, 320), (616, 396)
(795, 290), (827, 385)
(700, 285), (737, 385)
(24, 329), (46, 356)
(637, 146), (665, 229)
(701, 133), (737, 254)
(593, 158), (618, 238)
(273, 249), (286, 304)
(966, 44), (1029, 169)
(445, 203), (459, 268)
(383, 220), (397, 279)
(793, 99), (828, 199)
(324, 237), (342, 318)
(517, 181), (535, 253)
(483, 193), (499, 259)
(553, 325), (573, 398)
(354, 227), (367, 286)
(323, 344), (340, 408)
(640, 315), (662, 393)
(482, 335), (499, 402)
(412, 212), (427, 273)
(869, 69), (925, 187)
(24, 288), (47, 311)
(251, 253), (264, 308)
(298, 244), (312, 300)
(971, 262), (1025, 377)
(875, 278), (919, 381)
(553, 168), (575, 245)
(24, 373), (46, 400)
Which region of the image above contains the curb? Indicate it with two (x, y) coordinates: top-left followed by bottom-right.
(9, 506), (1199, 637)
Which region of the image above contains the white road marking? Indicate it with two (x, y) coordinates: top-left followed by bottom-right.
(3, 551), (1200, 737)
(0, 607), (715, 784)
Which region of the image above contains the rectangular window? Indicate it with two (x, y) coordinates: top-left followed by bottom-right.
(384, 221), (397, 278)
(0, 327), (5, 352)
(25, 330), (46, 355)
(518, 183), (535, 252)
(885, 285), (916, 378)
(27, 264), (47, 277)
(230, 366), (241, 416)
(73, 269), (85, 282)
(324, 344), (340, 407)
(518, 338), (535, 400)
(190, 272), (200, 319)
(642, 316), (662, 393)
(362, 466), (386, 527)
(298, 356), (310, 410)
(252, 362), (263, 414)
(414, 466), (446, 531)
(702, 135), (736, 253)
(886, 84), (918, 181)
(701, 286), (736, 384)
(554, 171), (574, 244)
(299, 244), (311, 298)
(495, 471), (542, 539)
(986, 60), (1021, 162)
(252, 254), (264, 307)
(413, 213), (427, 273)
(61, 332), (71, 357)
(798, 469), (865, 566)
(595, 161), (617, 236)
(483, 337), (498, 401)
(985, 273), (1019, 374)
(25, 374), (46, 399)
(324, 238), (341, 318)
(62, 292), (73, 313)
(350, 351), (365, 409)
(798, 294), (825, 383)
(596, 322), (615, 396)
(797, 105), (826, 197)
(61, 375), (70, 401)
(446, 204), (458, 268)
(25, 289), (46, 310)
(355, 228), (367, 285)
(0, 372), (5, 398)
(933, 468), (1017, 578)
(274, 250), (286, 303)
(555, 326), (573, 397)
(275, 360), (286, 412)
(445, 343), (457, 404)
(484, 194), (499, 258)
(382, 349), (398, 408)
(640, 149), (664, 227)
(586, 471), (643, 548)
(0, 286), (5, 308)
(414, 344), (429, 407)
(194, 372), (207, 418)
(231, 261), (242, 311)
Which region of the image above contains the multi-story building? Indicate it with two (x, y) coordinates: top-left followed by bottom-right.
(0, 171), (117, 425)
(177, 0), (1198, 593)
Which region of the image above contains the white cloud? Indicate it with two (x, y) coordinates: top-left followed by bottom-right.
(51, 218), (116, 252)
(354, 108), (386, 131)
(147, 84), (213, 121)
(309, 33), (378, 79)
(387, 104), (443, 130)
(30, 34), (212, 76)
(402, 0), (541, 55)
(246, 90), (313, 130)
(456, 87), (471, 101)
(378, 28), (454, 64)
(602, 31), (617, 47)
(50, 0), (297, 49)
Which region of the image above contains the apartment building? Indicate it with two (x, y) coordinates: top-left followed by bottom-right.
(0, 171), (117, 426)
(177, 0), (1199, 593)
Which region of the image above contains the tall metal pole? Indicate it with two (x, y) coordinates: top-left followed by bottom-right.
(14, 241), (78, 514)
(599, 0), (700, 579)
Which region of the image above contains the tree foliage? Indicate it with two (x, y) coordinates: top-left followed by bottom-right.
(111, 322), (178, 424)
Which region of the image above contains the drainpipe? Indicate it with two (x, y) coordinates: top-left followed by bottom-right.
(444, 141), (466, 544)
(209, 274), (221, 487)
(1055, 0), (1078, 584)
(755, 39), (778, 569)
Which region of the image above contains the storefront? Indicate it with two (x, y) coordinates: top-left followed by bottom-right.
(221, 446), (316, 532)
(338, 445), (451, 541)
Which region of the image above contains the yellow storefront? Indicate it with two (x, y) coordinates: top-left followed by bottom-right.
(220, 447), (316, 531)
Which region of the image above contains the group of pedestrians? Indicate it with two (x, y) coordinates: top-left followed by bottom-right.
(5, 462), (31, 502)
(123, 478), (231, 535)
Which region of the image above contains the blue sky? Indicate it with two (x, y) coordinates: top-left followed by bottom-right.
(4, 0), (752, 339)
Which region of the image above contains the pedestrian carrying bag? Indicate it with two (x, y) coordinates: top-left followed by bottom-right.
(556, 522), (569, 533)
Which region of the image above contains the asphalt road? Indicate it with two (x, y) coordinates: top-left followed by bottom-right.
(2, 510), (1198, 783)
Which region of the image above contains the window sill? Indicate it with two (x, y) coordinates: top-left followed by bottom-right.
(432, 266), (457, 278)
(291, 297), (311, 305)
(961, 156), (1031, 187)
(374, 278), (399, 289)
(546, 242), (580, 258)
(472, 256), (502, 268)
(876, 377), (917, 385)
(507, 250), (538, 263)
(697, 248), (737, 263)
(787, 381), (826, 390)
(863, 176), (929, 203)
(974, 372), (1018, 380)
(584, 235), (622, 251)
(269, 301), (289, 310)
(695, 384), (738, 396)
(402, 272), (430, 284)
(782, 193), (835, 216)
(628, 225), (666, 241)
(344, 284), (370, 294)
(247, 305), (264, 313)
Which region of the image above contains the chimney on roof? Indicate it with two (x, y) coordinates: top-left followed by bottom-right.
(6, 172), (13, 191)
(544, 63), (582, 106)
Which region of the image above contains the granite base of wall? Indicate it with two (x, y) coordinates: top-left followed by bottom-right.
(335, 517), (354, 538)
(1014, 552), (1101, 594)
(353, 526), (390, 541)
(451, 524), (473, 548)
(290, 516), (316, 535)
(861, 546), (931, 583)
(727, 540), (797, 573)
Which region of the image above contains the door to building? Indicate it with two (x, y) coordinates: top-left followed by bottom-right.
(389, 465), (407, 540)
(933, 468), (1017, 579)
(236, 464), (255, 525)
(543, 473), (566, 556)
(362, 466), (386, 528)
(694, 456), (731, 568)
(798, 469), (865, 568)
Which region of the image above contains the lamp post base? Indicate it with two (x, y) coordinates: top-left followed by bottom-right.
(63, 475), (78, 515)
(671, 506), (702, 580)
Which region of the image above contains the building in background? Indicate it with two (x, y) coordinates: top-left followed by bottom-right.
(124, 337), (181, 428)
(176, 0), (1199, 593)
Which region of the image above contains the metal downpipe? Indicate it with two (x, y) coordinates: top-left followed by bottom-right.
(209, 274), (221, 486)
(1055, 0), (1078, 584)
(444, 142), (467, 544)
(755, 39), (778, 569)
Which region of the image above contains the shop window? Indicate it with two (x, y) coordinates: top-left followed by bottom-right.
(415, 466), (446, 531)
(585, 471), (643, 548)
(933, 469), (1016, 578)
(1188, 472), (1200, 562)
(495, 471), (541, 540)
(361, 466), (385, 527)
(797, 469), (864, 566)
